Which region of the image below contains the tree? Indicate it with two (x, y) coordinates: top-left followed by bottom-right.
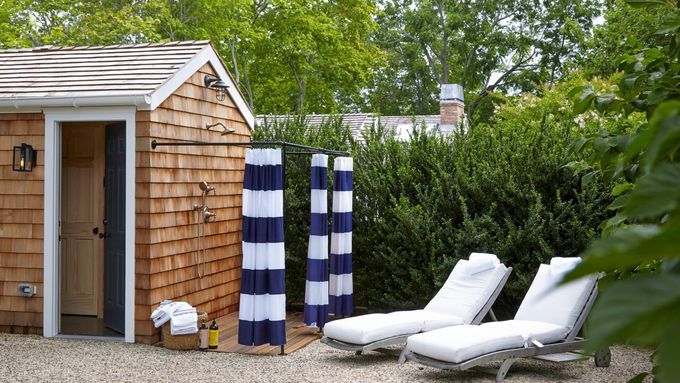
(18, 0), (159, 46)
(368, 0), (600, 120)
(580, 0), (669, 78)
(0, 0), (31, 48)
(566, 1), (680, 381)
(249, 0), (381, 114)
(204, 0), (269, 112)
(150, 0), (380, 114)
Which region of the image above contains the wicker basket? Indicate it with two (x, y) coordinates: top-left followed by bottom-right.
(162, 311), (208, 350)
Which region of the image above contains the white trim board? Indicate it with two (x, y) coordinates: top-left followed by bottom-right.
(148, 44), (255, 129)
(43, 106), (136, 343)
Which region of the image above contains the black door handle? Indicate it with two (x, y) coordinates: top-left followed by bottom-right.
(99, 232), (110, 239)
(92, 227), (99, 235)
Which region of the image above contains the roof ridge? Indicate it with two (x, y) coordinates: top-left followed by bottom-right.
(0, 40), (211, 54)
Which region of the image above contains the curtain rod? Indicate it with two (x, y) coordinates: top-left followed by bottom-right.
(150, 139), (350, 156)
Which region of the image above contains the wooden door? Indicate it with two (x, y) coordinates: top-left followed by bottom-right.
(60, 124), (104, 316)
(103, 122), (126, 333)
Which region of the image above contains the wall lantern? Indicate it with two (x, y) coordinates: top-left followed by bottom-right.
(13, 143), (37, 172)
(204, 75), (230, 102)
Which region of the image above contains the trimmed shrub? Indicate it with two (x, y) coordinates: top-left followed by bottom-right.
(254, 89), (614, 317)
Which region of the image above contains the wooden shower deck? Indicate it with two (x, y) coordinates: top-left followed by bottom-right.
(211, 311), (322, 355)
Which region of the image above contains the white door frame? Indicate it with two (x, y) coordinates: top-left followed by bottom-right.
(43, 106), (136, 343)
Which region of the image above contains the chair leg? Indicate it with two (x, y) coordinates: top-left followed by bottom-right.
(594, 347), (611, 367)
(488, 308), (498, 322)
(397, 349), (408, 364)
(496, 358), (517, 382)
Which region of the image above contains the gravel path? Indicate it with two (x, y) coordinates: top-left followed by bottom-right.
(0, 334), (652, 382)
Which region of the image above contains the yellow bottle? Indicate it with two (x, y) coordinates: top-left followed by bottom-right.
(208, 319), (219, 349)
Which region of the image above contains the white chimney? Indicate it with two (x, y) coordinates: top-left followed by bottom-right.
(440, 84), (464, 132)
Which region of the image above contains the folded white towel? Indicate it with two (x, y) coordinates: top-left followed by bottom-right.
(549, 257), (582, 283)
(465, 253), (500, 275)
(151, 301), (192, 328)
(150, 300), (172, 319)
(171, 327), (198, 335)
(170, 307), (198, 336)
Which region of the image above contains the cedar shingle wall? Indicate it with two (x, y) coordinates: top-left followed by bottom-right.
(0, 113), (44, 334)
(135, 64), (249, 344)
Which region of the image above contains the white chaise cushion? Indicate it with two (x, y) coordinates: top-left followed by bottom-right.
(424, 257), (508, 323)
(514, 262), (597, 329)
(466, 252), (501, 274)
(549, 257), (582, 283)
(481, 320), (569, 345)
(323, 254), (507, 346)
(323, 310), (464, 345)
(406, 325), (525, 364)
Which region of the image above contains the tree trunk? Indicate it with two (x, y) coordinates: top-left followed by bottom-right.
(436, 0), (449, 84)
(242, 63), (255, 113)
(229, 38), (240, 85)
(292, 65), (305, 113)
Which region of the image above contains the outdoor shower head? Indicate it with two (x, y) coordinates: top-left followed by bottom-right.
(198, 181), (215, 194)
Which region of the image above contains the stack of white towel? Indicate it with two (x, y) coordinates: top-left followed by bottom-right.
(150, 301), (199, 335)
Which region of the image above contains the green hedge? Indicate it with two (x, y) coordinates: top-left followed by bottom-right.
(254, 101), (614, 318)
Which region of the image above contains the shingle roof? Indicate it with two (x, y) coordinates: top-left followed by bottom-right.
(0, 40), (255, 128)
(0, 41), (209, 99)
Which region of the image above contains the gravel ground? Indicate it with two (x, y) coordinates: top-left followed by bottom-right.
(0, 334), (652, 383)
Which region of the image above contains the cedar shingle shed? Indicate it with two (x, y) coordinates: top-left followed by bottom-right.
(0, 41), (253, 343)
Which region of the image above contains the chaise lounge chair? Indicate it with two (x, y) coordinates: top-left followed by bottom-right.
(321, 253), (512, 355)
(400, 257), (611, 382)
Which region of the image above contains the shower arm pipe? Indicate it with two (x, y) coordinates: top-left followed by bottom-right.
(150, 139), (350, 157)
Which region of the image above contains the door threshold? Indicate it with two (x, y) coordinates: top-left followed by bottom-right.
(54, 334), (125, 342)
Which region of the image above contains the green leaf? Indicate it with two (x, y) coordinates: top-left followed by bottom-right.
(657, 325), (680, 383)
(600, 213), (628, 234)
(657, 11), (680, 34)
(628, 372), (649, 383)
(574, 87), (595, 114)
(623, 163), (680, 219)
(594, 93), (616, 113)
(625, 0), (667, 8)
(568, 222), (680, 278)
(567, 85), (588, 99)
(621, 74), (640, 89)
(564, 160), (591, 174)
(641, 101), (680, 173)
(612, 182), (634, 197)
(647, 89), (669, 106)
(585, 274), (680, 352)
(608, 192), (631, 210)
(625, 123), (652, 163)
(581, 170), (599, 187)
(567, 137), (589, 156)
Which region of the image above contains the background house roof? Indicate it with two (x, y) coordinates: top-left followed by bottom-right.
(0, 41), (254, 128)
(257, 113), (374, 138)
(256, 113), (440, 141)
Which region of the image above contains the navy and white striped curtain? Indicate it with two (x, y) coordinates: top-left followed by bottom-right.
(329, 157), (353, 316)
(238, 148), (286, 346)
(304, 154), (329, 328)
